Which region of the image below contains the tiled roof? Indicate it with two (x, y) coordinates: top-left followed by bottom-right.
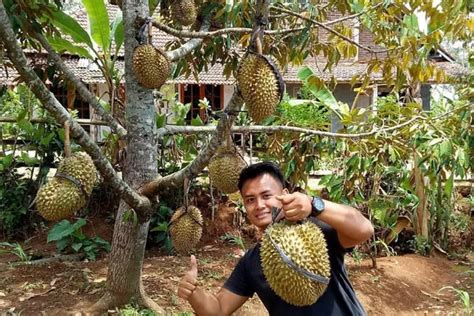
(1, 3), (468, 86)
(2, 56), (465, 86)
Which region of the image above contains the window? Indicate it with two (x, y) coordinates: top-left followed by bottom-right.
(180, 84), (224, 123)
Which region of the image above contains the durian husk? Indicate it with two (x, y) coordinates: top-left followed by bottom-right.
(36, 177), (86, 221)
(208, 147), (247, 194)
(57, 152), (97, 195)
(170, 205), (203, 254)
(237, 52), (284, 123)
(171, 0), (197, 26)
(261, 220), (331, 306)
(132, 44), (171, 89)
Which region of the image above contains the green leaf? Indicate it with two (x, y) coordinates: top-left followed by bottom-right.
(50, 10), (93, 47)
(82, 0), (111, 52)
(444, 173), (454, 197)
(156, 113), (166, 128)
(47, 218), (87, 242)
(191, 115), (204, 126)
(297, 66), (314, 81)
(71, 242), (83, 252)
(56, 238), (70, 252)
(111, 15), (124, 54)
(0, 154), (14, 169)
(403, 13), (419, 32)
(149, 0), (160, 13)
(47, 36), (93, 59)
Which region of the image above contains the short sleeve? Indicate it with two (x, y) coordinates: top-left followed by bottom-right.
(312, 218), (352, 254)
(223, 252), (255, 298)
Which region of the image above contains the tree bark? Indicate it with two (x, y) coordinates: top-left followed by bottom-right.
(93, 0), (162, 313)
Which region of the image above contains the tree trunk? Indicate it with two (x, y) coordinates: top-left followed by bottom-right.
(413, 152), (429, 239)
(93, 0), (162, 312)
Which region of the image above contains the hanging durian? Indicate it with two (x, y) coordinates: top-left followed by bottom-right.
(208, 130), (247, 194)
(236, 51), (284, 123)
(36, 152), (97, 221)
(170, 205), (203, 254)
(133, 44), (171, 89)
(171, 0), (197, 26)
(260, 220), (331, 306)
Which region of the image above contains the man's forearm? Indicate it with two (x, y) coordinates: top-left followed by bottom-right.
(317, 199), (374, 246)
(188, 287), (222, 316)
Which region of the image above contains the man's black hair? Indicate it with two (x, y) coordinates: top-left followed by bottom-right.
(238, 161), (286, 191)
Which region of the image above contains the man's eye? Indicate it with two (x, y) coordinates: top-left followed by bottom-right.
(263, 194), (272, 199)
(246, 198), (254, 203)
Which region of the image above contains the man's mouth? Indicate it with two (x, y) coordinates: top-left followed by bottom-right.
(255, 211), (271, 220)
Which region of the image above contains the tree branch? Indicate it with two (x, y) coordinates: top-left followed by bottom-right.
(269, 5), (391, 54)
(0, 1), (151, 214)
(165, 20), (210, 62)
(140, 91), (244, 197)
(157, 116), (422, 138)
(29, 32), (128, 138)
(144, 3), (382, 40)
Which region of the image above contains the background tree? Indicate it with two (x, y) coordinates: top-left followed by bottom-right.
(0, 0), (471, 313)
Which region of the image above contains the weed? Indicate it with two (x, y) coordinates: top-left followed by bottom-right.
(0, 242), (31, 262)
(439, 286), (472, 315)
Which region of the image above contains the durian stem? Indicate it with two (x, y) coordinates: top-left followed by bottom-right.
(64, 121), (71, 157)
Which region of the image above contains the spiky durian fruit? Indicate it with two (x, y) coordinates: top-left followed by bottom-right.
(36, 177), (86, 221)
(132, 44), (171, 89)
(170, 205), (203, 254)
(237, 52), (284, 123)
(208, 147), (247, 194)
(261, 221), (331, 306)
(171, 0), (197, 26)
(57, 152), (97, 195)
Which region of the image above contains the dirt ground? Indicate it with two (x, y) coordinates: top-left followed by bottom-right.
(0, 234), (472, 316)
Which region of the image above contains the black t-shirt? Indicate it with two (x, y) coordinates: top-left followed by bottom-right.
(223, 219), (366, 316)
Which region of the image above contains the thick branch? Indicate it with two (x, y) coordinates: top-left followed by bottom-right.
(31, 32), (127, 138)
(140, 91), (244, 197)
(0, 1), (150, 214)
(145, 3), (381, 41)
(165, 20), (210, 62)
(0, 116), (107, 125)
(157, 115), (422, 138)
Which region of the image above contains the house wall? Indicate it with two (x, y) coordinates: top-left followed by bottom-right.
(223, 85), (234, 106)
(331, 83), (373, 132)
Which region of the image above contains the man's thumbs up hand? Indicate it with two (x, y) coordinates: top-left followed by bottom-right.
(178, 255), (199, 300)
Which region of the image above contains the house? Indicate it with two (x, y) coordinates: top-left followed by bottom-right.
(0, 4), (467, 140)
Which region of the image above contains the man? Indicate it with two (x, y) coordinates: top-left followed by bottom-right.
(178, 162), (374, 315)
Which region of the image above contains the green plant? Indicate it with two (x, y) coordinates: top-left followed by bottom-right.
(118, 304), (155, 316)
(350, 247), (365, 266)
(220, 232), (245, 250)
(0, 165), (32, 238)
(0, 242), (31, 262)
(439, 286), (472, 315)
(47, 218), (111, 260)
(408, 235), (431, 256)
(148, 204), (173, 253)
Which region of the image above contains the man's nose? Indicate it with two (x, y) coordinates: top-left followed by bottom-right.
(256, 198), (266, 209)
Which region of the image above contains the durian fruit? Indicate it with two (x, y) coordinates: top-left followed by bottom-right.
(169, 205), (203, 254)
(237, 52), (284, 123)
(260, 220), (331, 306)
(36, 177), (86, 221)
(57, 152), (97, 195)
(36, 152), (97, 221)
(132, 44), (171, 89)
(208, 147), (247, 194)
(171, 0), (197, 26)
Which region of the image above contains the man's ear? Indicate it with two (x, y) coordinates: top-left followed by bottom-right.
(282, 188), (289, 195)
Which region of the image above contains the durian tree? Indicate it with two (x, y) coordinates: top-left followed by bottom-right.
(0, 0), (472, 313)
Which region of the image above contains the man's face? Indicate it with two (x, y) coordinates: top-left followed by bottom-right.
(240, 173), (286, 230)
